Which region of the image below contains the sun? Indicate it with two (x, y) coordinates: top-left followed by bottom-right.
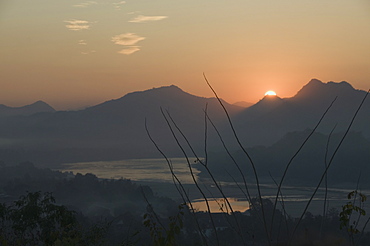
(265, 90), (277, 96)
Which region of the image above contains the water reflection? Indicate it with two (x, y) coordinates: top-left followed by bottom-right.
(191, 198), (250, 213)
(59, 158), (200, 184)
(57, 158), (365, 216)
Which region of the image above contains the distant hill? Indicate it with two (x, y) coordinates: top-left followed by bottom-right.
(233, 101), (253, 108)
(0, 85), (243, 165)
(0, 101), (55, 117)
(240, 95), (284, 119)
(0, 80), (368, 168)
(232, 79), (370, 146)
(203, 129), (370, 186)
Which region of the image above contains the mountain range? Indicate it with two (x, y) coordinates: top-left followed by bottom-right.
(0, 79), (369, 172)
(233, 79), (370, 146)
(0, 101), (55, 117)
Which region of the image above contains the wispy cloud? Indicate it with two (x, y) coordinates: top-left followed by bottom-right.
(127, 11), (140, 15)
(78, 40), (87, 45)
(111, 33), (145, 46)
(111, 33), (145, 55)
(113, 1), (126, 10)
(64, 19), (90, 31)
(118, 46), (140, 55)
(128, 15), (168, 23)
(73, 1), (97, 8)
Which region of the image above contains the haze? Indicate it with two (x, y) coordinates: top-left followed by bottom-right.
(1, 0), (370, 110)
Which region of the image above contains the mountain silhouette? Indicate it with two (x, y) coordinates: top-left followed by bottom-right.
(204, 129), (370, 186)
(232, 79), (370, 146)
(0, 85), (243, 165)
(0, 80), (368, 166)
(0, 101), (55, 117)
(241, 94), (284, 119)
(233, 101), (253, 108)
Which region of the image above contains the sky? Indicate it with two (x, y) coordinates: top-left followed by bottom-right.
(1, 0), (370, 110)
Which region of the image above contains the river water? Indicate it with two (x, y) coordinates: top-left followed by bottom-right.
(58, 158), (368, 216)
(59, 157), (200, 183)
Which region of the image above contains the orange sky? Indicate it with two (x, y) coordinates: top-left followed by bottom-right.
(1, 0), (370, 110)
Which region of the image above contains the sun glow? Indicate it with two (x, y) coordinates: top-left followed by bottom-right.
(265, 90), (277, 96)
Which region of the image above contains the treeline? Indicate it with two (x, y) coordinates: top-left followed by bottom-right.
(0, 162), (180, 245)
(202, 130), (370, 187)
(2, 163), (370, 245)
(0, 162), (180, 217)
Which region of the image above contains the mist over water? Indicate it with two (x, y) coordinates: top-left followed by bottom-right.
(59, 158), (200, 184)
(57, 158), (365, 216)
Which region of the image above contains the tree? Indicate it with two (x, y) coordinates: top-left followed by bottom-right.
(0, 191), (77, 245)
(340, 190), (367, 246)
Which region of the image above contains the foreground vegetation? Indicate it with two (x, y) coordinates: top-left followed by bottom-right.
(140, 77), (370, 245)
(1, 163), (370, 245)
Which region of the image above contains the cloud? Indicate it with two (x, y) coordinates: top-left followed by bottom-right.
(128, 15), (168, 23)
(114, 1), (126, 4)
(111, 33), (145, 46)
(118, 46), (140, 55)
(127, 11), (140, 15)
(113, 1), (126, 10)
(111, 33), (145, 55)
(78, 40), (87, 45)
(73, 1), (97, 8)
(64, 19), (90, 31)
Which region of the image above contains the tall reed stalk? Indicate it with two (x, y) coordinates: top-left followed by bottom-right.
(146, 76), (370, 245)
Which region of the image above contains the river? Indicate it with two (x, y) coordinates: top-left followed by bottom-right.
(57, 158), (368, 216)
